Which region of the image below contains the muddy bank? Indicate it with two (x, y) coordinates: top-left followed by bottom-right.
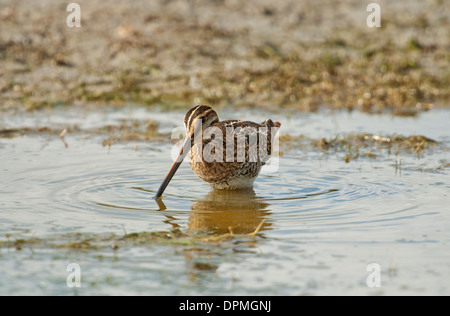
(0, 0), (448, 114)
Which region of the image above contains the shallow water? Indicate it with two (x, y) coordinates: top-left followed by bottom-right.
(0, 106), (449, 295)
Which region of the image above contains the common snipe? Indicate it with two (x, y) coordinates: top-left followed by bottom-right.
(155, 105), (281, 199)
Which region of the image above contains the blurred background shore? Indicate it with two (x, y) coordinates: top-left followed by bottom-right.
(1, 0), (448, 115)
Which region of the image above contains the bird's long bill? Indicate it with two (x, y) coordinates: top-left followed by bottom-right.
(154, 137), (191, 199)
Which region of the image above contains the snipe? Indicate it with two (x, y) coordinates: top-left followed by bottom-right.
(155, 105), (281, 199)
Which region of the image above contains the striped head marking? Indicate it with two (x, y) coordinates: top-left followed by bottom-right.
(184, 105), (219, 137)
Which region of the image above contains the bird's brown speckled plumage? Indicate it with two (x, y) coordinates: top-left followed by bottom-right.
(155, 105), (281, 198)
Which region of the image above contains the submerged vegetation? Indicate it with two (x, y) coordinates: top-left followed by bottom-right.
(310, 134), (439, 161)
(0, 220), (266, 252)
(281, 132), (442, 163)
(1, 116), (444, 164)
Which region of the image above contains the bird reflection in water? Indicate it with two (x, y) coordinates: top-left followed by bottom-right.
(188, 188), (271, 235)
(154, 188), (271, 277)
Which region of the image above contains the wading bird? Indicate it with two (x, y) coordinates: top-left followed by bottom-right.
(155, 105), (281, 199)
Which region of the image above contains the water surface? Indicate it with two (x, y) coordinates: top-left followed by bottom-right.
(1, 106), (449, 295)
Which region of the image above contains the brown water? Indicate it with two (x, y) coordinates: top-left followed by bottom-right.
(0, 106), (449, 295)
